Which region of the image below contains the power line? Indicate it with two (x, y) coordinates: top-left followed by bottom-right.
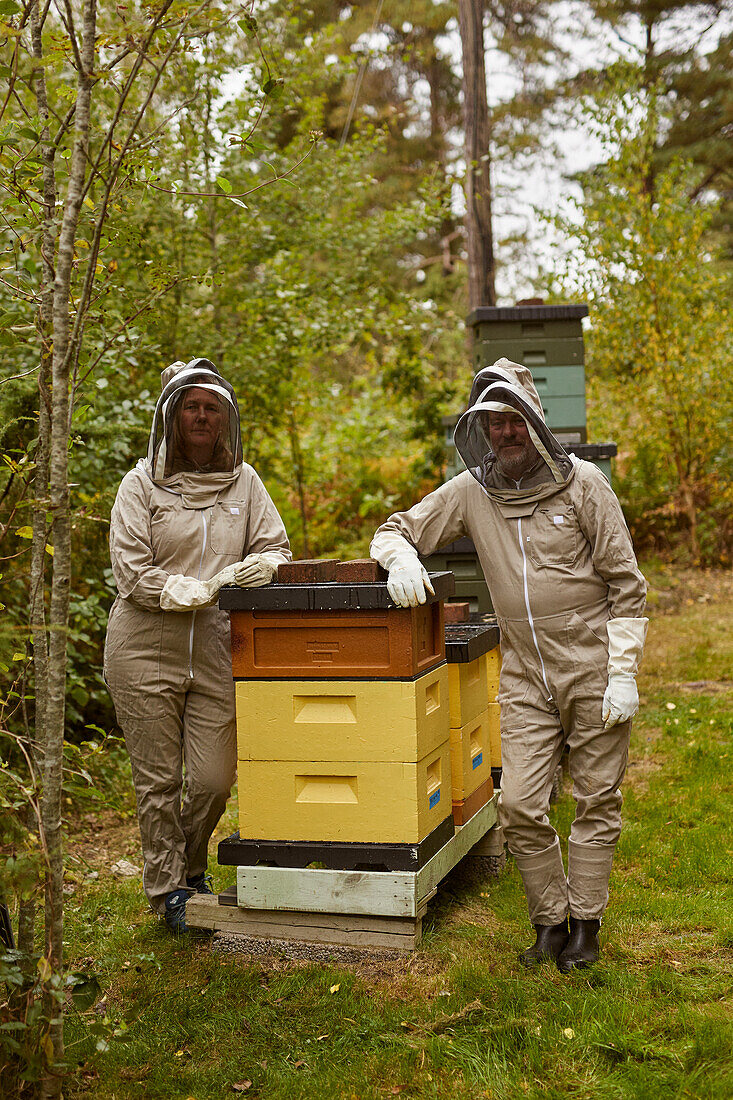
(339, 0), (386, 149)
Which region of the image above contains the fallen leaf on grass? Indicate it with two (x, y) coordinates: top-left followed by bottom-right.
(232, 1082), (252, 1093)
(329, 983), (340, 994)
(401, 999), (485, 1035)
(562, 1028), (575, 1039)
(293, 1060), (307, 1069)
(119, 1065), (150, 1081)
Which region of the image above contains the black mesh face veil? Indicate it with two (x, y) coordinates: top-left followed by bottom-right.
(454, 379), (573, 489)
(147, 360), (243, 480)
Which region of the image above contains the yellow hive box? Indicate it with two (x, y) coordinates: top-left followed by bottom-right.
(448, 656), (488, 728)
(449, 709), (491, 800)
(235, 665), (449, 763)
(487, 700), (501, 767)
(237, 740), (451, 844)
(486, 645), (501, 701)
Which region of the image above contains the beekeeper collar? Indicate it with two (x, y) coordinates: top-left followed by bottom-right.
(454, 375), (575, 507)
(146, 358), (243, 485)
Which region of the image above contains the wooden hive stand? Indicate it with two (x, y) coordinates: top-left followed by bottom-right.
(187, 795), (500, 950)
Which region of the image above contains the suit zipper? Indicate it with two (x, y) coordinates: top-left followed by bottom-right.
(188, 509), (209, 679)
(517, 515), (553, 702)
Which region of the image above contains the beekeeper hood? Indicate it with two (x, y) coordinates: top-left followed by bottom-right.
(146, 358), (243, 481)
(454, 358), (576, 509)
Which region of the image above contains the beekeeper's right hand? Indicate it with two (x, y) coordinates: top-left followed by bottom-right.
(386, 554), (435, 608)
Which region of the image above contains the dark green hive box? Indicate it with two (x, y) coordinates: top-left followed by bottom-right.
(468, 303), (590, 443)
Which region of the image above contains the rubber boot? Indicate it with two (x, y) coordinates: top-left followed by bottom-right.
(557, 916), (601, 972)
(186, 871), (214, 895)
(519, 919), (569, 968)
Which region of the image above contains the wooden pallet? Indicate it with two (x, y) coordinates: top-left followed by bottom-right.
(187, 794), (500, 951)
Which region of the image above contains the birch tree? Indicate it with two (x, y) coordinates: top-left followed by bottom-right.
(0, 2), (313, 1092)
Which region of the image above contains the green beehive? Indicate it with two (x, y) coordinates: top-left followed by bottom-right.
(469, 303), (590, 441)
(422, 303), (617, 613)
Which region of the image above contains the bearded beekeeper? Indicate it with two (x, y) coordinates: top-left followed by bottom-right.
(370, 360), (647, 971)
(105, 358), (291, 934)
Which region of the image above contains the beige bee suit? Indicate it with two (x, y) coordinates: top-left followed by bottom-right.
(105, 380), (291, 914)
(371, 362), (646, 924)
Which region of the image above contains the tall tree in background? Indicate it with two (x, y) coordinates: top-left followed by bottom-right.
(662, 27), (733, 259)
(578, 1), (732, 216)
(458, 0), (496, 307)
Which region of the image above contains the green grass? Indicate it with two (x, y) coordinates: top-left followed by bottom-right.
(56, 578), (733, 1099)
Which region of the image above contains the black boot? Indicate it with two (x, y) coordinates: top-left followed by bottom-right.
(519, 919), (569, 968)
(557, 916), (601, 972)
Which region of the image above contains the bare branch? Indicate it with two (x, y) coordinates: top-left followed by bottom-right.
(71, 276), (184, 397)
(0, 365), (41, 386)
(55, 0), (84, 76)
(147, 135), (320, 201)
(68, 1), (215, 384)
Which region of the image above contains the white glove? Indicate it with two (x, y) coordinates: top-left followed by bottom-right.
(602, 674), (639, 729)
(160, 555), (279, 611)
(386, 554), (435, 608)
(160, 574), (220, 611)
(370, 531), (435, 609)
(230, 553), (279, 589)
(602, 617), (648, 730)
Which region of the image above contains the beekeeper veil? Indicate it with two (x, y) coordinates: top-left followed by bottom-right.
(147, 358), (243, 482)
(454, 359), (574, 499)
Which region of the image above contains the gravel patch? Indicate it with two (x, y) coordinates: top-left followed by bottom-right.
(211, 931), (404, 966)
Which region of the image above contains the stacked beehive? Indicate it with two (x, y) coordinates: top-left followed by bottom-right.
(218, 560), (458, 871)
(444, 608), (502, 819)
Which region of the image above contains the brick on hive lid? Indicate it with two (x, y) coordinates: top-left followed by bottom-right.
(444, 601), (470, 624)
(277, 559), (341, 584)
(334, 559), (387, 583)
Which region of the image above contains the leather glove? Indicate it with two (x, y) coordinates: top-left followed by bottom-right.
(160, 574), (221, 611)
(369, 530), (435, 609)
(386, 554), (435, 608)
(231, 553), (279, 588)
(602, 617), (648, 730)
(160, 556), (278, 611)
(602, 673), (639, 729)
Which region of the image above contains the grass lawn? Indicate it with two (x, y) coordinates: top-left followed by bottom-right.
(59, 568), (733, 1099)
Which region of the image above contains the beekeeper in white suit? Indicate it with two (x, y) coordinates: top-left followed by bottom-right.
(370, 360), (647, 971)
(105, 358), (291, 933)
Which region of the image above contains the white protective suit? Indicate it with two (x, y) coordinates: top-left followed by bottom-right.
(104, 359), (291, 913)
(371, 360), (648, 924)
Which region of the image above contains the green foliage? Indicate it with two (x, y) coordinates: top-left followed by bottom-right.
(555, 87), (733, 563)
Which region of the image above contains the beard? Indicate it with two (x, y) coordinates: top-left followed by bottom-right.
(495, 441), (539, 479)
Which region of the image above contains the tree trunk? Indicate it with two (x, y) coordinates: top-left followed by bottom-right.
(23, 0), (56, 964)
(457, 0), (495, 309)
(203, 80), (224, 365)
(41, 2), (97, 1094)
(287, 407), (310, 558)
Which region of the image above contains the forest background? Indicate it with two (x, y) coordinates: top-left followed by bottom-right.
(0, 0), (731, 1094)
